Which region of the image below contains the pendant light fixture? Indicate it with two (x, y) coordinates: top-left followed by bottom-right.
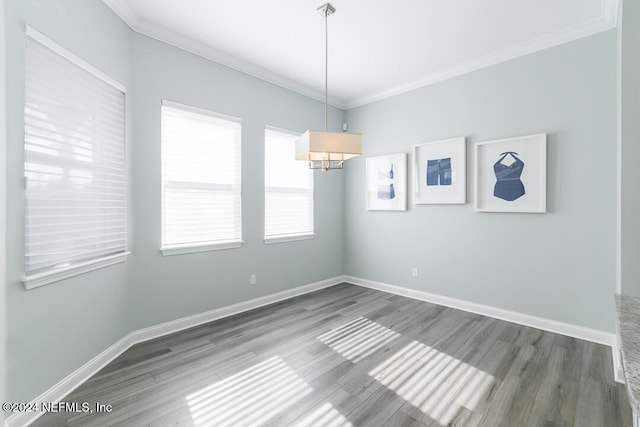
(295, 3), (362, 171)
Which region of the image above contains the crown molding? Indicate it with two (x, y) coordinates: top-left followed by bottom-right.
(102, 0), (347, 109)
(345, 1), (619, 109)
(132, 19), (348, 109)
(104, 0), (618, 111)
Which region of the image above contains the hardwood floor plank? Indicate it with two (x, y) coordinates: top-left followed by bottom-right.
(343, 384), (407, 427)
(477, 374), (519, 427)
(525, 338), (582, 427)
(574, 343), (632, 427)
(264, 364), (353, 426)
(452, 339), (519, 413)
(383, 409), (431, 427)
(496, 333), (555, 425)
(617, 382), (634, 427)
(441, 402), (483, 427)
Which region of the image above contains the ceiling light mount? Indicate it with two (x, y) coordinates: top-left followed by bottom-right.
(317, 3), (335, 17)
(296, 2), (362, 171)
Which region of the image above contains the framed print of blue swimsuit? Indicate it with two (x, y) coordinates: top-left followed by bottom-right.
(474, 133), (546, 213)
(493, 152), (525, 201)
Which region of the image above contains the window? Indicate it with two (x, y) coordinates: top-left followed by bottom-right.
(23, 27), (127, 289)
(264, 126), (314, 243)
(161, 101), (242, 255)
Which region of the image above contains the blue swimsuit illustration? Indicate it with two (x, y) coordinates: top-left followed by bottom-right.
(493, 152), (525, 201)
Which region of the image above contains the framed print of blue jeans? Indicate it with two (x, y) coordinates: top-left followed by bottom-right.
(426, 158), (452, 186)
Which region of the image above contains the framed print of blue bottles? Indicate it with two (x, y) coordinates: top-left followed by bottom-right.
(413, 137), (466, 204)
(366, 153), (407, 211)
(474, 134), (547, 213)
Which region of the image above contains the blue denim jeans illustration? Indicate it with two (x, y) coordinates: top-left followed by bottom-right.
(426, 158), (452, 186)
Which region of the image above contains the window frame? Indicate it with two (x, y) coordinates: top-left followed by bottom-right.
(160, 100), (243, 256)
(264, 125), (315, 245)
(22, 26), (129, 289)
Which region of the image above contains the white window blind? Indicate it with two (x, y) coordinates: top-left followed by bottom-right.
(161, 101), (242, 253)
(24, 29), (127, 287)
(265, 126), (314, 241)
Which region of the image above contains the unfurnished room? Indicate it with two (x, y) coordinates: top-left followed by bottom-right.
(1, 0), (640, 426)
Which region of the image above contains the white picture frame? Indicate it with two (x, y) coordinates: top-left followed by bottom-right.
(474, 133), (547, 213)
(413, 137), (466, 204)
(366, 153), (407, 211)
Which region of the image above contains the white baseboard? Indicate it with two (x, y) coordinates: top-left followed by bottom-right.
(613, 329), (626, 384)
(345, 276), (620, 378)
(4, 336), (132, 427)
(128, 275), (346, 344)
(4, 275), (345, 427)
(345, 276), (614, 345)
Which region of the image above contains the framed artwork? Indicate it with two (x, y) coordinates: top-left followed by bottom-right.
(366, 153), (407, 211)
(413, 137), (466, 204)
(474, 133), (547, 213)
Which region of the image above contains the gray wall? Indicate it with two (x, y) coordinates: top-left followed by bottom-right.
(127, 33), (346, 330)
(1, 0), (7, 416)
(5, 0), (132, 403)
(620, 0), (640, 297)
(345, 31), (618, 332)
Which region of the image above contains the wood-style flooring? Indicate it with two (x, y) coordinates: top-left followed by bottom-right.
(32, 283), (631, 426)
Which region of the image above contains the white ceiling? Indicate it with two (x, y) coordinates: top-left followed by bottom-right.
(103, 0), (618, 109)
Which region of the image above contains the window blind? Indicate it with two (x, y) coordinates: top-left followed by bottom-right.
(265, 127), (314, 239)
(24, 31), (126, 281)
(161, 101), (242, 251)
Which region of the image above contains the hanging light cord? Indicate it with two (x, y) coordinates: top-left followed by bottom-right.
(324, 7), (328, 132)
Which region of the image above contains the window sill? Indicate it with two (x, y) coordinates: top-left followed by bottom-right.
(264, 233), (315, 245)
(161, 240), (244, 256)
(22, 252), (130, 290)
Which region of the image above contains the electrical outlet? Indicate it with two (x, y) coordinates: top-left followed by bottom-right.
(412, 268), (419, 278)
(250, 274), (256, 285)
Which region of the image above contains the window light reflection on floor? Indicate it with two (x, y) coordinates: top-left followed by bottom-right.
(317, 317), (401, 362)
(187, 355), (312, 427)
(369, 340), (495, 425)
(291, 402), (353, 427)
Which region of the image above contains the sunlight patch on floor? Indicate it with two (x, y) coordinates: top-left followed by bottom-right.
(290, 402), (353, 427)
(369, 340), (494, 424)
(317, 317), (401, 362)
(187, 355), (312, 426)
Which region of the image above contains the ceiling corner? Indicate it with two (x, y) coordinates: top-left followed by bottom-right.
(102, 0), (142, 31)
(603, 0), (621, 27)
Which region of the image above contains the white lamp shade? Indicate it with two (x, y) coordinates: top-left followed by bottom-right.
(295, 130), (362, 161)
